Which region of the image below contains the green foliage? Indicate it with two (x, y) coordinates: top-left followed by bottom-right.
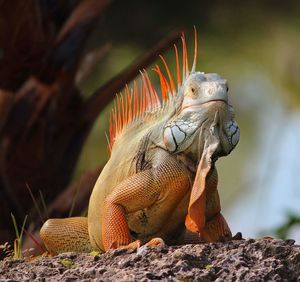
(205, 264), (213, 270)
(273, 213), (300, 240)
(58, 258), (75, 268)
(89, 250), (102, 257)
(10, 213), (28, 259)
(176, 276), (193, 282)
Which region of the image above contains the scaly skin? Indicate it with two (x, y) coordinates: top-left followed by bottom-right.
(40, 66), (240, 254)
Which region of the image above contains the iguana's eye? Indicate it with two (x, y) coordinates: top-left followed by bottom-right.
(190, 87), (197, 98)
(226, 86), (229, 92)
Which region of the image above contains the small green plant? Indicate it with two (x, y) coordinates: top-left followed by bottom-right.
(58, 258), (75, 268)
(273, 213), (300, 239)
(260, 213), (300, 239)
(10, 213), (28, 259)
(176, 276), (193, 282)
(205, 264), (213, 270)
(89, 250), (102, 257)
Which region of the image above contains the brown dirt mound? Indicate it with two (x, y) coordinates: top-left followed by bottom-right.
(1, 238), (300, 281)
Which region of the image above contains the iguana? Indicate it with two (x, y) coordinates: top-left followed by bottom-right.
(40, 31), (240, 254)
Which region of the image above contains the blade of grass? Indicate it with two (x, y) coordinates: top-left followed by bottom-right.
(19, 214), (28, 242)
(39, 189), (49, 219)
(10, 213), (20, 239)
(10, 213), (28, 258)
(68, 179), (82, 218)
(26, 183), (44, 223)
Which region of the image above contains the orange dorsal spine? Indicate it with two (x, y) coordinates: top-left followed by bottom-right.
(108, 30), (198, 152)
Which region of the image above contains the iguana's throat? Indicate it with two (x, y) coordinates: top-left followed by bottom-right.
(165, 102), (239, 172)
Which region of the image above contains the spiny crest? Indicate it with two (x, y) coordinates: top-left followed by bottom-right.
(108, 28), (198, 152)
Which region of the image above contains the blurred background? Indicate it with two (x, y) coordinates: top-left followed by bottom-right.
(0, 0), (300, 251)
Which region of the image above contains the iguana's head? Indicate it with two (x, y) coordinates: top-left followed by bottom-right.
(108, 30), (239, 163)
(181, 72), (228, 110)
(163, 71), (239, 159)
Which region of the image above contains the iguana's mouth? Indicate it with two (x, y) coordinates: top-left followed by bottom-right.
(201, 99), (228, 105)
(182, 99), (227, 110)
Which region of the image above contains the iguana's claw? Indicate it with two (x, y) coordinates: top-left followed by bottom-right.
(144, 237), (166, 248)
(119, 238), (165, 252)
(119, 240), (141, 250)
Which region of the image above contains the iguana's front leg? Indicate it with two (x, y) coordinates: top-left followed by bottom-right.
(96, 156), (191, 251)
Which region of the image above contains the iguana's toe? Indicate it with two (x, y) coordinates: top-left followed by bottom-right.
(144, 237), (166, 248)
(118, 240), (141, 250)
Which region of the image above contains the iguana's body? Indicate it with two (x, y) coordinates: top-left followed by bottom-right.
(40, 32), (240, 254)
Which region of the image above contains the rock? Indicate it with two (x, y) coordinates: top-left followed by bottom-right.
(0, 239), (300, 281)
